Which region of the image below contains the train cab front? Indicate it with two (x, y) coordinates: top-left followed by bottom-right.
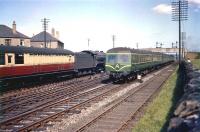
(105, 53), (131, 81)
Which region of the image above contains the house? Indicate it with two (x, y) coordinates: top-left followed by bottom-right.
(0, 21), (30, 47)
(31, 29), (64, 49)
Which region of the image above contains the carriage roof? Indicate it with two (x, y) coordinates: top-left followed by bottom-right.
(0, 45), (74, 55)
(107, 47), (163, 55)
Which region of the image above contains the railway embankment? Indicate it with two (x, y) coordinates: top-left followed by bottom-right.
(192, 59), (200, 69)
(132, 64), (182, 132)
(168, 62), (200, 132)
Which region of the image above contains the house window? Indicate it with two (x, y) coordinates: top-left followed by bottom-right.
(20, 39), (24, 46)
(5, 39), (11, 46)
(15, 54), (24, 64)
(58, 43), (64, 49)
(8, 55), (12, 63)
(46, 43), (50, 48)
(0, 53), (5, 65)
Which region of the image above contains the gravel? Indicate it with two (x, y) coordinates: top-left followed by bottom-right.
(45, 67), (168, 132)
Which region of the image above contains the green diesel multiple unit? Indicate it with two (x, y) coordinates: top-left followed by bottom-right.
(105, 47), (174, 80)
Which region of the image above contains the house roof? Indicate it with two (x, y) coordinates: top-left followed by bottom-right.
(31, 31), (63, 43)
(0, 45), (74, 55)
(0, 25), (30, 39)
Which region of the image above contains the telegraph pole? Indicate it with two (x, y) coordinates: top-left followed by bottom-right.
(182, 32), (186, 59)
(112, 35), (115, 48)
(172, 0), (188, 65)
(88, 38), (90, 50)
(156, 42), (163, 48)
(41, 18), (50, 48)
(176, 41), (178, 60)
(156, 42), (158, 48)
(176, 41), (178, 48)
(160, 43), (164, 48)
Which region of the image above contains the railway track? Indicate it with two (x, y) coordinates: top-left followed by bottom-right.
(0, 74), (108, 120)
(0, 77), (129, 131)
(0, 74), (103, 100)
(0, 64), (175, 132)
(47, 64), (176, 132)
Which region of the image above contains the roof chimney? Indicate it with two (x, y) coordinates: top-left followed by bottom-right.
(51, 28), (55, 37)
(12, 21), (17, 34)
(56, 31), (59, 39)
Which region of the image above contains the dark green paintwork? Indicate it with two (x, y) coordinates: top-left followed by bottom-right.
(106, 53), (173, 73)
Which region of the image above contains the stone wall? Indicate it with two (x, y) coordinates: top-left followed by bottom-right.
(168, 62), (200, 132)
(31, 41), (61, 49)
(0, 38), (30, 47)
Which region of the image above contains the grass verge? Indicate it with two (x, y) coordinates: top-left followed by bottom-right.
(132, 67), (183, 132)
(192, 59), (200, 69)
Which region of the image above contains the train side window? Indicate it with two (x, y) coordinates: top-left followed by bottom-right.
(15, 54), (24, 64)
(8, 55), (12, 63)
(136, 54), (139, 63)
(0, 53), (5, 65)
(132, 54), (136, 63)
(69, 55), (72, 61)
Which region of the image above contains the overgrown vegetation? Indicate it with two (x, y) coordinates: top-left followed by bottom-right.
(132, 67), (184, 132)
(196, 52), (200, 59)
(192, 59), (200, 69)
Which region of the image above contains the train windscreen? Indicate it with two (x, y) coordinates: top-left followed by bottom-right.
(107, 54), (130, 64)
(107, 55), (117, 64)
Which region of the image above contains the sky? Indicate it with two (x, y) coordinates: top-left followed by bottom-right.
(0, 0), (200, 52)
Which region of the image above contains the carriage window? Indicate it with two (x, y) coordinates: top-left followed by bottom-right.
(15, 54), (24, 64)
(8, 55), (12, 63)
(69, 55), (72, 61)
(0, 53), (5, 65)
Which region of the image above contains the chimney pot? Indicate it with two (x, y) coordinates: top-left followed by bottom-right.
(52, 28), (55, 37)
(56, 31), (59, 39)
(12, 21), (17, 34)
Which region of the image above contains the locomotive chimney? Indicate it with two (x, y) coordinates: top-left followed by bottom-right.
(12, 21), (17, 34)
(51, 28), (55, 37)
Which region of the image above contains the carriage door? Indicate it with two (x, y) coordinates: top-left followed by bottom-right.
(5, 53), (15, 65)
(0, 53), (5, 65)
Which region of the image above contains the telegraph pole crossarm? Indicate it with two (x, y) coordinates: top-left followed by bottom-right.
(112, 35), (115, 48)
